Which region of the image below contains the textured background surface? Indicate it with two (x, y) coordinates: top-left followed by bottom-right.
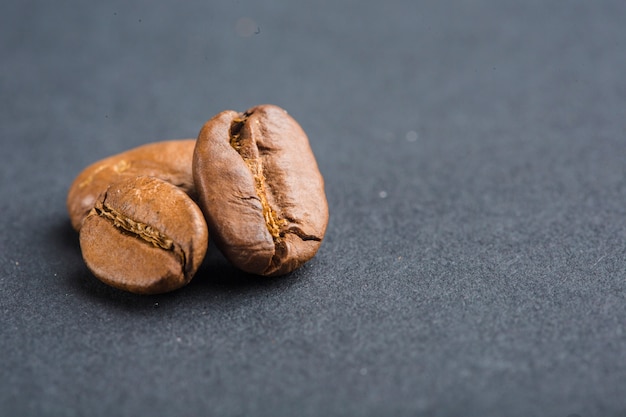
(2, 1), (626, 416)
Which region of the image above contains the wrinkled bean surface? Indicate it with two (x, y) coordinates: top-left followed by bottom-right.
(193, 104), (328, 276)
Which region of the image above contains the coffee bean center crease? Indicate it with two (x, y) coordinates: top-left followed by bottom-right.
(95, 201), (175, 251)
(229, 115), (288, 242)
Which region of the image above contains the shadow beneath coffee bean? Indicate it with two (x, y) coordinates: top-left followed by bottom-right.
(69, 269), (157, 306)
(48, 214), (301, 311)
(62, 234), (299, 311)
(46, 218), (178, 309)
(189, 242), (300, 294)
(50, 218), (82, 252)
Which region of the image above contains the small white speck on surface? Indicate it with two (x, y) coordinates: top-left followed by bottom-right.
(406, 130), (418, 142)
(379, 191), (388, 199)
(176, 337), (182, 343)
(15, 261), (19, 266)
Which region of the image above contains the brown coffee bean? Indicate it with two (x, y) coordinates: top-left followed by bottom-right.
(193, 104), (329, 276)
(67, 139), (196, 231)
(79, 176), (208, 294)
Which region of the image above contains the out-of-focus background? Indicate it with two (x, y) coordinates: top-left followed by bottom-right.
(2, 1), (626, 416)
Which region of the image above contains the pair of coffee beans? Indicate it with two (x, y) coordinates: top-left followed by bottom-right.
(67, 105), (329, 294)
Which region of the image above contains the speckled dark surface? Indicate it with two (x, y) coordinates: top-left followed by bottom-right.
(2, 1), (626, 416)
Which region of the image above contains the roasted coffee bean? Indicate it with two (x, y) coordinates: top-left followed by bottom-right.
(193, 104), (328, 276)
(67, 140), (196, 231)
(79, 176), (208, 294)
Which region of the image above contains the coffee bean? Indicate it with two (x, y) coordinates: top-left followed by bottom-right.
(193, 104), (328, 276)
(79, 176), (208, 294)
(67, 140), (196, 231)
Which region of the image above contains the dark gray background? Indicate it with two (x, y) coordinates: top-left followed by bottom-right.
(2, 1), (626, 416)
